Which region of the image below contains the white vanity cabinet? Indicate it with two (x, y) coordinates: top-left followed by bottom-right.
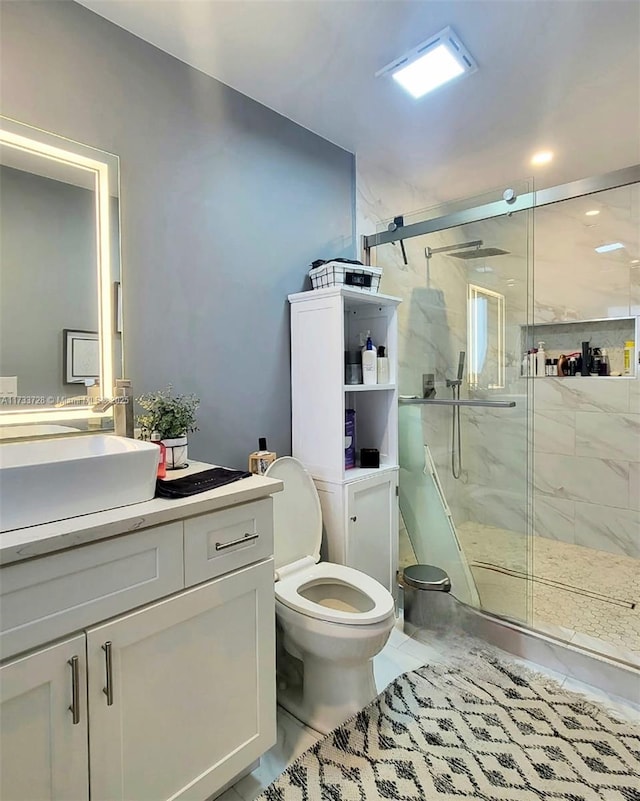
(88, 560), (275, 801)
(0, 474), (280, 801)
(0, 635), (89, 801)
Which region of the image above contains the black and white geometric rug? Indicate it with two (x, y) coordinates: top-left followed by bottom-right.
(258, 647), (640, 800)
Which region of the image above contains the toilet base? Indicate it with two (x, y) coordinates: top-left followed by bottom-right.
(277, 645), (379, 735)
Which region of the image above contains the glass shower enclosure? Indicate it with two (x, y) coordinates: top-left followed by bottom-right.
(364, 166), (640, 667)
(369, 183), (534, 625)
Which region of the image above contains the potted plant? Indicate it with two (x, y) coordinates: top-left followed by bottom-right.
(137, 385), (199, 470)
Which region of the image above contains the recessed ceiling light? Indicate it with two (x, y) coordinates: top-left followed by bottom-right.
(530, 151), (553, 166)
(475, 266), (493, 273)
(595, 242), (625, 253)
(585, 209), (600, 216)
(376, 26), (477, 99)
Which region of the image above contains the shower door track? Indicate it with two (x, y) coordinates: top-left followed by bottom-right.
(362, 163), (640, 258)
(399, 398), (516, 408)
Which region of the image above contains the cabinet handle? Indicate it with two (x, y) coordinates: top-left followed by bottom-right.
(215, 532), (259, 551)
(350, 516), (357, 522)
(68, 656), (80, 725)
(102, 641), (114, 706)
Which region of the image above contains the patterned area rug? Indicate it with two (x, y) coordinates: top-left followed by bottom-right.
(258, 647), (640, 800)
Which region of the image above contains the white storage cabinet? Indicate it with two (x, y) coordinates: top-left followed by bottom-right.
(289, 286), (401, 594)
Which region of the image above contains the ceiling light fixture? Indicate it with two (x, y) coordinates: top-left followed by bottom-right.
(531, 151), (553, 166)
(585, 209), (600, 216)
(376, 26), (477, 99)
(595, 242), (625, 253)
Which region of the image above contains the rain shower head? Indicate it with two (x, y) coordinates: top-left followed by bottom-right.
(449, 247), (510, 259)
(425, 240), (511, 260)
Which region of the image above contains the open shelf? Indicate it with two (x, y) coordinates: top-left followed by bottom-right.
(522, 316), (637, 378)
(342, 464), (399, 483)
(344, 384), (396, 392)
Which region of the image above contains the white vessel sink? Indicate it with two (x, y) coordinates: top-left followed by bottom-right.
(0, 424), (80, 440)
(0, 435), (160, 532)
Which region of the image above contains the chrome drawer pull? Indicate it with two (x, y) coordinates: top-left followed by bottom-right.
(215, 532), (259, 551)
(68, 656), (80, 725)
(102, 641), (114, 706)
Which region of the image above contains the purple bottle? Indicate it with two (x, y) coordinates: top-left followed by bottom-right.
(345, 409), (356, 469)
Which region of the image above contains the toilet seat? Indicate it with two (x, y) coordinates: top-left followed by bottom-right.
(265, 456), (395, 627)
(275, 561), (395, 625)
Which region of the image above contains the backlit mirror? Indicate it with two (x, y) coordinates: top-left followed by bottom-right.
(0, 117), (122, 439)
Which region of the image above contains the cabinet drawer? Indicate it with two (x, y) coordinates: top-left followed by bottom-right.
(184, 499), (273, 587)
(0, 523), (184, 661)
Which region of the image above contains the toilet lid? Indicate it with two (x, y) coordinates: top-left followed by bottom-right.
(264, 457), (322, 573)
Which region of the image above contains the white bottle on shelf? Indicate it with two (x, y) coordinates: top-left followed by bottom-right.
(536, 342), (546, 378)
(376, 345), (390, 384)
(362, 331), (377, 385)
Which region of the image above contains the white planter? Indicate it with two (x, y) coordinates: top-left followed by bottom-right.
(154, 435), (188, 470)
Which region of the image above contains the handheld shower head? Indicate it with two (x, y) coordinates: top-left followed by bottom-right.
(457, 351), (466, 382)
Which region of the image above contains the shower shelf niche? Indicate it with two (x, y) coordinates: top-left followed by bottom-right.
(521, 316), (638, 377)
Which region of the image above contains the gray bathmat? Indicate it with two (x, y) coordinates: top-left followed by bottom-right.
(257, 647), (640, 800)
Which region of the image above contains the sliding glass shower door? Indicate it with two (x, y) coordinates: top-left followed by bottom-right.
(375, 185), (533, 624)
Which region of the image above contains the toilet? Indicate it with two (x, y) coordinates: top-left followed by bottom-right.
(265, 457), (395, 735)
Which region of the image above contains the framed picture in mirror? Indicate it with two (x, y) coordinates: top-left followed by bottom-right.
(64, 329), (99, 384)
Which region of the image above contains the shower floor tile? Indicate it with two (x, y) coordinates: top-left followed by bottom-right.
(455, 522), (640, 665)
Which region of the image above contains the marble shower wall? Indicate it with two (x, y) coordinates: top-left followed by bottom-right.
(358, 162), (639, 563)
(357, 161), (529, 531)
(357, 159), (471, 525)
(532, 184), (640, 559)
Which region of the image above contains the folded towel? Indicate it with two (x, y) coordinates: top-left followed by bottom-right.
(156, 467), (251, 499)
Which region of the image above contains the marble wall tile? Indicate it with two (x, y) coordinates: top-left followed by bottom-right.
(465, 486), (528, 534)
(533, 496), (575, 543)
(573, 501), (640, 558)
(534, 376), (630, 413)
(629, 462), (640, 511)
(534, 452), (629, 508)
(575, 412), (640, 462)
(629, 377), (640, 414)
(534, 409), (575, 456)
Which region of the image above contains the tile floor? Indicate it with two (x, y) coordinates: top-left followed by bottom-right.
(456, 521), (640, 664)
(217, 617), (639, 801)
(400, 520), (639, 665)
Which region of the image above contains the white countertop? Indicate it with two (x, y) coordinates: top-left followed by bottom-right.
(0, 461), (282, 565)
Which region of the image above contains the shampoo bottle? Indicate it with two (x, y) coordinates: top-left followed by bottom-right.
(624, 340), (635, 375)
(536, 342), (546, 378)
(362, 331), (377, 385)
(376, 345), (390, 384)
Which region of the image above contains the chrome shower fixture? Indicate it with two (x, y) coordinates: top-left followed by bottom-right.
(425, 240), (510, 260)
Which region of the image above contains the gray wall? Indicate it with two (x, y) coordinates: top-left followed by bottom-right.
(0, 0), (355, 466)
(0, 166), (98, 398)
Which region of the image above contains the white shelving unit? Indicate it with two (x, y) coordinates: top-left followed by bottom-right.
(289, 286), (401, 595)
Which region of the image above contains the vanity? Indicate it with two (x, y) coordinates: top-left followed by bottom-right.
(0, 461), (282, 801)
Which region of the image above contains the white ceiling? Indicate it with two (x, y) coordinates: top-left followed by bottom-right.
(76, 0), (640, 204)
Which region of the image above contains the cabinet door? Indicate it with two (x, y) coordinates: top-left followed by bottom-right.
(346, 470), (398, 593)
(87, 559), (276, 801)
(0, 635), (89, 801)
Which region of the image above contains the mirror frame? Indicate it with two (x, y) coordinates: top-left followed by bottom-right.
(0, 117), (120, 427)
